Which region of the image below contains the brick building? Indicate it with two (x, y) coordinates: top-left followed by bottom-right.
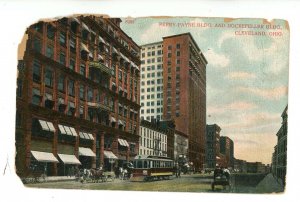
(220, 136), (234, 168)
(162, 33), (207, 171)
(15, 16), (141, 177)
(205, 124), (222, 169)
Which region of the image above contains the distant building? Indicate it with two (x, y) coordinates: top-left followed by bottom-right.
(247, 162), (268, 173)
(205, 124), (221, 169)
(271, 105), (288, 185)
(139, 120), (168, 157)
(234, 158), (247, 173)
(220, 136), (234, 168)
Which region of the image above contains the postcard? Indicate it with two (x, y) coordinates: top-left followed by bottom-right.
(14, 15), (288, 194)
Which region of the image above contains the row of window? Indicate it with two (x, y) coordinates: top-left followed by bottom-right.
(141, 44), (163, 51)
(141, 64), (163, 71)
(141, 57), (163, 64)
(141, 107), (164, 114)
(141, 50), (163, 58)
(141, 100), (164, 107)
(141, 115), (163, 121)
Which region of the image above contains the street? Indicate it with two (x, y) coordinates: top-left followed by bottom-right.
(25, 173), (282, 193)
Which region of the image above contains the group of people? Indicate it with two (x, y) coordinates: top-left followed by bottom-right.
(213, 165), (231, 181)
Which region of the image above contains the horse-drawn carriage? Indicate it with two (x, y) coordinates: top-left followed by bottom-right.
(211, 168), (231, 191)
(76, 168), (115, 183)
(21, 165), (47, 184)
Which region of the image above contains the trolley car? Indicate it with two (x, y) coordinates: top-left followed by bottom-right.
(130, 155), (174, 181)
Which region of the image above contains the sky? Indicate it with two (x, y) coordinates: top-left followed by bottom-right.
(121, 17), (289, 164)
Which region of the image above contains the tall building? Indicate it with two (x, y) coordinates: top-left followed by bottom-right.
(271, 105), (288, 186)
(140, 42), (164, 122)
(140, 33), (207, 170)
(220, 136), (234, 168)
(15, 16), (141, 177)
(206, 124), (221, 169)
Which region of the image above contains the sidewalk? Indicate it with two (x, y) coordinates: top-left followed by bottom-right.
(46, 176), (76, 182)
(255, 173), (284, 193)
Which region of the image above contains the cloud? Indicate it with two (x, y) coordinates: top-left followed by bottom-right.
(237, 86), (288, 100)
(139, 22), (174, 44)
(226, 71), (256, 80)
(207, 101), (257, 115)
(204, 49), (230, 68)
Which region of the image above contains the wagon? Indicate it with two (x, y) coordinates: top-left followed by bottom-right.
(211, 174), (231, 191)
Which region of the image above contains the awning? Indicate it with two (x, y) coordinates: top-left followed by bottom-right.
(58, 124), (77, 136)
(118, 138), (129, 147)
(58, 154), (81, 165)
(89, 52), (93, 58)
(58, 98), (65, 105)
(71, 17), (80, 24)
(79, 147), (96, 157)
(118, 120), (124, 126)
(38, 120), (55, 132)
(104, 150), (118, 159)
(45, 93), (53, 100)
(98, 54), (103, 61)
(69, 127), (78, 137)
(99, 36), (105, 43)
(31, 151), (59, 163)
(82, 23), (90, 32)
(110, 116), (116, 123)
(81, 43), (90, 53)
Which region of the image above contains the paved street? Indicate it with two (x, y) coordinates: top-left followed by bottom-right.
(25, 173), (283, 193)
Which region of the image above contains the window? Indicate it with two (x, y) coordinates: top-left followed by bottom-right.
(79, 84), (85, 100)
(59, 32), (66, 46)
(176, 66), (180, 72)
(47, 24), (55, 40)
(17, 79), (22, 97)
(141, 95), (144, 100)
(157, 50), (162, 55)
(87, 88), (93, 102)
(168, 45), (172, 50)
(32, 88), (41, 105)
(68, 79), (75, 96)
(70, 58), (75, 71)
(70, 37), (76, 52)
(157, 57), (162, 62)
(79, 106), (84, 119)
(33, 37), (41, 53)
(67, 101), (75, 116)
(88, 108), (94, 121)
(118, 70), (122, 81)
(151, 58), (155, 63)
(80, 63), (85, 76)
(33, 22), (43, 33)
(177, 51), (180, 56)
(167, 53), (172, 58)
(44, 67), (53, 87)
(58, 75), (65, 92)
(32, 60), (41, 83)
(59, 52), (66, 65)
(147, 52), (151, 57)
(142, 53), (145, 58)
(177, 59), (180, 64)
(152, 51), (155, 56)
(176, 43), (180, 49)
(46, 45), (54, 59)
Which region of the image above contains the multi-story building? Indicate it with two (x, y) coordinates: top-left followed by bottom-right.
(140, 33), (207, 170)
(15, 16), (141, 177)
(140, 42), (164, 122)
(205, 124), (221, 169)
(271, 105), (288, 186)
(139, 120), (168, 157)
(174, 130), (189, 165)
(220, 136), (234, 168)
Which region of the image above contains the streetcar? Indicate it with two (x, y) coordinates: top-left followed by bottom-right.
(130, 155), (174, 181)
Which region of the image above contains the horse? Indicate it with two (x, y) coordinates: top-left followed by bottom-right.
(90, 168), (106, 183)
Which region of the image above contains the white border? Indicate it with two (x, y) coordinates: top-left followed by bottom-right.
(0, 1), (299, 202)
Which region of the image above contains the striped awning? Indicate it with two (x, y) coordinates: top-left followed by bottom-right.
(38, 120), (55, 132)
(58, 154), (81, 165)
(118, 138), (129, 147)
(58, 124), (78, 136)
(79, 147), (96, 157)
(31, 151), (59, 163)
(104, 150), (118, 159)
